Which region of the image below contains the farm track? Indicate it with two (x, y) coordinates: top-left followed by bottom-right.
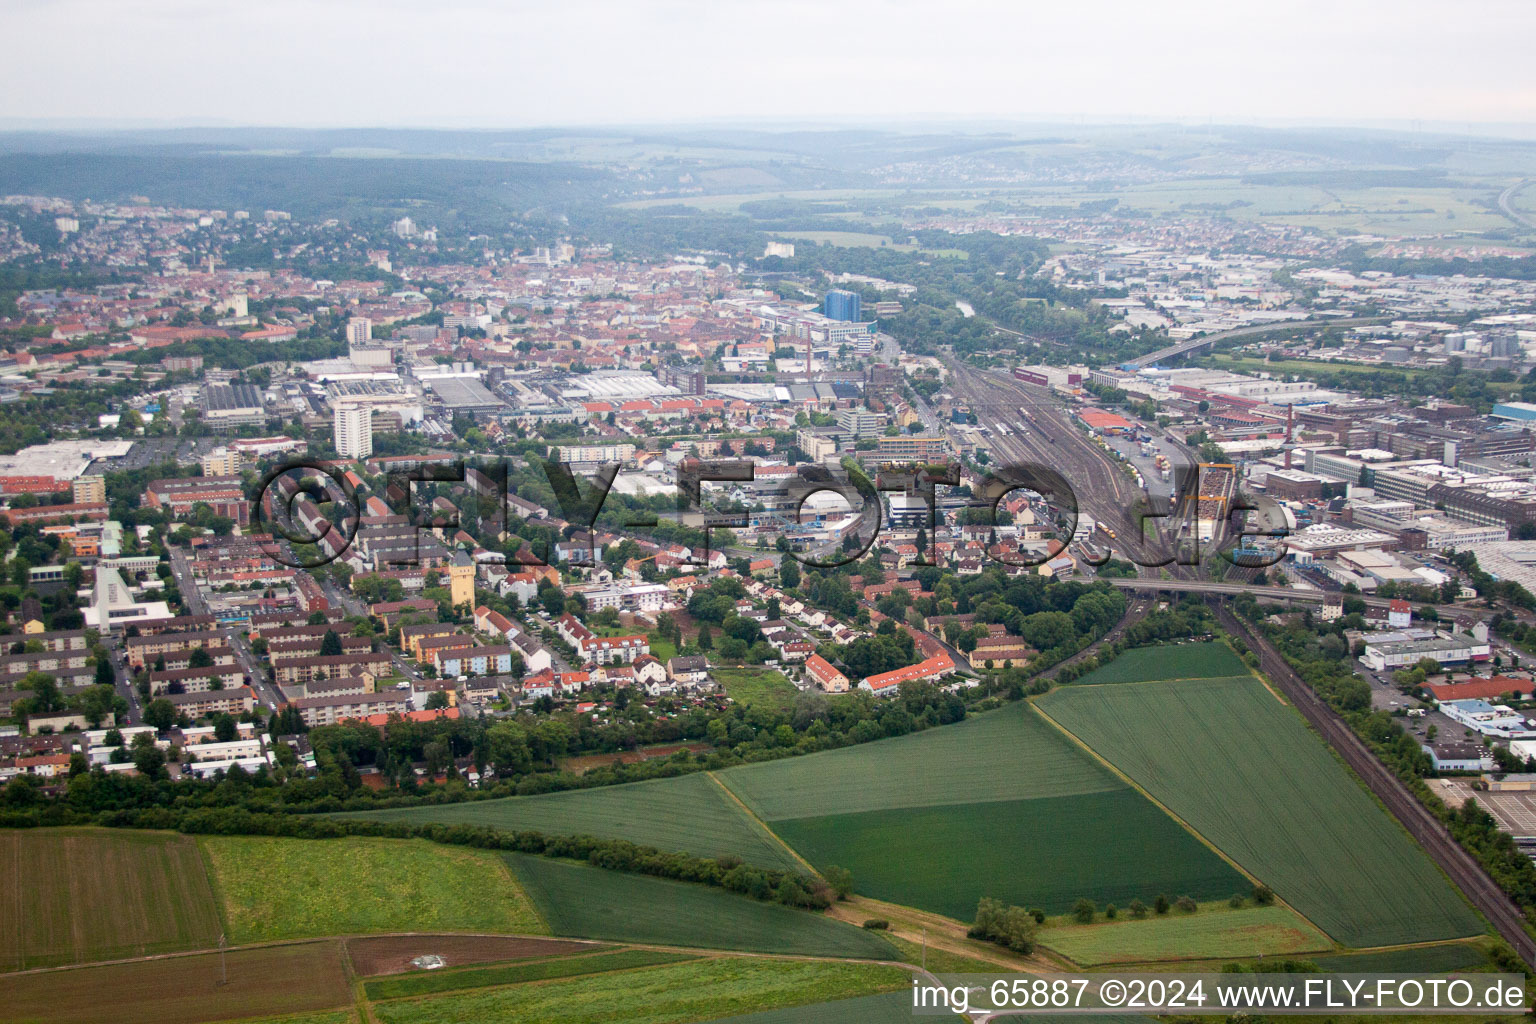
(1218, 603), (1536, 966)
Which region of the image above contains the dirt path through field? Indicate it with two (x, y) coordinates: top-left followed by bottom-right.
(704, 770), (821, 875)
(824, 894), (1063, 972)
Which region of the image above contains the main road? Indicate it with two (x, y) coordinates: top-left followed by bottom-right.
(1497, 178), (1536, 231)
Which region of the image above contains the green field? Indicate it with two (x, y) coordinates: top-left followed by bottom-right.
(770, 790), (1245, 921)
(370, 957), (911, 1024)
(0, 940), (353, 1024)
(712, 699), (1243, 920)
(1038, 677), (1484, 947)
(337, 772), (802, 872)
(704, 991), (916, 1024)
(0, 828), (223, 970)
(717, 667), (803, 711)
(884, 936), (1010, 973)
(201, 835), (545, 942)
(720, 699), (1119, 820)
(1067, 642), (1246, 685)
(1311, 942), (1490, 974)
(506, 853), (899, 959)
(1039, 904), (1330, 965)
(363, 948), (696, 1000)
(774, 230), (922, 251)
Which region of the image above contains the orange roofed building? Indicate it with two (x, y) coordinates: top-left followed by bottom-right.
(805, 653), (849, 693)
(859, 654), (954, 697)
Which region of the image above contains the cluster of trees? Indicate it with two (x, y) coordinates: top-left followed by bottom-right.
(0, 792), (836, 911)
(1117, 600), (1216, 648)
(11, 670), (126, 728)
(836, 628), (916, 679)
(968, 897), (1038, 954)
(5, 673), (982, 818)
(1448, 550), (1536, 610)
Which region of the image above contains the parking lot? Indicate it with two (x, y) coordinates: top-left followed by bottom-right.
(1440, 778), (1536, 837)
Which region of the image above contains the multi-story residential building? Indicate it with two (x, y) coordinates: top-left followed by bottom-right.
(290, 692), (407, 728)
(147, 664), (246, 696)
(552, 443), (636, 468)
(143, 476), (250, 525)
(824, 289), (861, 322)
(201, 448), (242, 477)
(71, 475), (106, 505)
(334, 404), (373, 459)
(874, 436), (950, 462)
(836, 409), (885, 437)
(164, 686), (257, 718)
(271, 653), (392, 687)
(126, 629), (225, 670)
(554, 614), (649, 664)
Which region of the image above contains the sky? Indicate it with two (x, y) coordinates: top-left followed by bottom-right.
(3, 0), (1534, 130)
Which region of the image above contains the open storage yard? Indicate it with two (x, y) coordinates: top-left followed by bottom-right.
(1038, 673), (1484, 947)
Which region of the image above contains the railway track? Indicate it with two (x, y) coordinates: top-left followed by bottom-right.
(1218, 604), (1536, 967)
(950, 363), (1176, 570)
(952, 354), (1535, 964)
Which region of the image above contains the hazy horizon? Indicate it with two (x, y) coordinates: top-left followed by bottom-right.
(4, 0), (1534, 130)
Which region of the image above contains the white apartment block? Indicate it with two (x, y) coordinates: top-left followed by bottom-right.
(334, 405), (373, 459)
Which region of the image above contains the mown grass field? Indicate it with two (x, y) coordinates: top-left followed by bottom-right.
(1, 940), (353, 1024)
(336, 771), (803, 872)
(363, 948), (695, 1000)
(506, 853), (899, 959)
(1067, 641), (1246, 685)
(770, 790), (1246, 921)
(716, 667), (803, 711)
(201, 835), (545, 942)
(1039, 904), (1330, 965)
(719, 698), (1120, 820)
(370, 957), (911, 1024)
(1038, 676), (1484, 948)
(0, 827), (223, 970)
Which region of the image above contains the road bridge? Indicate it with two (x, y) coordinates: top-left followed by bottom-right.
(1125, 316), (1385, 368)
(1104, 577), (1499, 622)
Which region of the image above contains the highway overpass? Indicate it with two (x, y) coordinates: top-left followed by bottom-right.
(1103, 577), (1488, 620)
(1125, 317), (1385, 368)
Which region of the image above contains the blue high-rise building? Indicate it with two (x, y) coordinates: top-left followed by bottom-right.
(824, 289), (860, 322)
